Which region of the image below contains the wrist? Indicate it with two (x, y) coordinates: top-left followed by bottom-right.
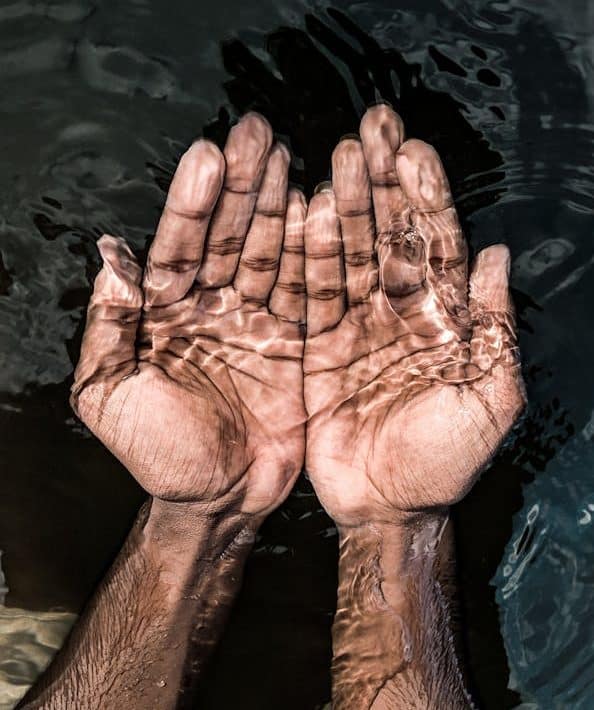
(337, 510), (448, 579)
(141, 498), (259, 595)
(335, 514), (450, 630)
(332, 511), (469, 709)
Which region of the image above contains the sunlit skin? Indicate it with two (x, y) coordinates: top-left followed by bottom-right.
(71, 113), (307, 518)
(20, 114), (309, 710)
(23, 107), (526, 710)
(304, 104), (525, 526)
(302, 104), (526, 708)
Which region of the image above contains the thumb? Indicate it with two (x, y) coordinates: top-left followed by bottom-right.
(469, 243), (512, 314)
(71, 235), (143, 416)
(469, 244), (526, 422)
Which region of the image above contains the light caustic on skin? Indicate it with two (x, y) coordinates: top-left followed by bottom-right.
(302, 105), (525, 708)
(49, 105), (526, 710)
(303, 105), (525, 525)
(71, 115), (308, 518)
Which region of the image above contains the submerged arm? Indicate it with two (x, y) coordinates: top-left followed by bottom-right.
(18, 500), (256, 710)
(332, 516), (472, 710)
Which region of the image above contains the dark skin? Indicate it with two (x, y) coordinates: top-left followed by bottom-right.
(304, 105), (524, 707)
(19, 113), (308, 710)
(19, 107), (524, 710)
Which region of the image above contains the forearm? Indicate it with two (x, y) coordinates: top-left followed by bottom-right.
(18, 497), (256, 710)
(332, 513), (474, 709)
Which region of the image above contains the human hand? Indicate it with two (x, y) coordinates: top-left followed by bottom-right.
(71, 113), (306, 518)
(304, 105), (525, 527)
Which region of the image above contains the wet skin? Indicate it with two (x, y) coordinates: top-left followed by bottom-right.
(71, 115), (307, 517)
(20, 107), (524, 709)
(20, 114), (309, 710)
(303, 105), (525, 708)
(304, 105), (524, 524)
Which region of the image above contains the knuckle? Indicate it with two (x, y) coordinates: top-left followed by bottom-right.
(240, 254), (279, 272)
(309, 286), (343, 301)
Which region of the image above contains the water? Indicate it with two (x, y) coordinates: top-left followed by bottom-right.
(0, 0), (592, 707)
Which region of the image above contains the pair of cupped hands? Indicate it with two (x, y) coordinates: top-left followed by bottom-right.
(71, 105), (525, 532)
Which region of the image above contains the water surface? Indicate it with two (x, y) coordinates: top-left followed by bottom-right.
(0, 0), (593, 707)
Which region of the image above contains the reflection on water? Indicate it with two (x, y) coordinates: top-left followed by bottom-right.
(0, 604), (75, 710)
(0, 0), (592, 708)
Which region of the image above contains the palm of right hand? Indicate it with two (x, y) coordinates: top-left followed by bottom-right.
(303, 106), (525, 526)
(305, 276), (522, 525)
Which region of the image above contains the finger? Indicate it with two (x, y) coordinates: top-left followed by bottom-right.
(234, 143), (290, 302)
(332, 138), (377, 304)
(468, 245), (525, 423)
(270, 188), (306, 323)
(304, 189), (346, 336)
(469, 245), (518, 370)
(359, 104), (408, 239)
(71, 235), (142, 413)
(197, 113), (273, 288)
(396, 139), (468, 311)
(143, 140), (225, 307)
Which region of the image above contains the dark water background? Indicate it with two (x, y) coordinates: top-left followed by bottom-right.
(0, 0), (593, 707)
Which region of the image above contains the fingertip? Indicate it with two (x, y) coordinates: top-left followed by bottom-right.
(263, 142), (291, 188)
(186, 138), (225, 170)
(239, 110), (273, 136)
(477, 243), (511, 275)
(332, 136), (363, 164)
(233, 111), (274, 153)
(286, 188), (307, 222)
(396, 139), (453, 211)
(307, 189), (339, 237)
(314, 180), (333, 195)
(472, 244), (511, 285)
(224, 112), (274, 191)
(176, 141), (226, 198)
(97, 233), (122, 256)
(167, 139), (225, 216)
(332, 137), (367, 178)
(97, 234), (140, 277)
(309, 187), (336, 211)
(266, 141), (291, 171)
(332, 138), (371, 214)
(359, 105), (404, 185)
(360, 104), (405, 144)
(93, 238), (143, 307)
(272, 140), (291, 162)
(255, 142), (291, 215)
(288, 186), (307, 209)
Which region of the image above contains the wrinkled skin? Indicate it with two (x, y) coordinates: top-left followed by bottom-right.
(304, 105), (526, 526)
(72, 106), (524, 528)
(63, 105), (526, 710)
(71, 113), (307, 516)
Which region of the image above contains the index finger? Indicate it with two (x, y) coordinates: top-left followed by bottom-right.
(143, 139), (225, 307)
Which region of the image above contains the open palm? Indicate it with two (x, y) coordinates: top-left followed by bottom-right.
(304, 106), (525, 526)
(72, 114), (306, 517)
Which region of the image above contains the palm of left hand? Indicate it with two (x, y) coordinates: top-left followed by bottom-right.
(72, 114), (307, 517)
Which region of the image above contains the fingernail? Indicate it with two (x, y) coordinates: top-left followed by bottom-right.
(368, 99), (394, 110)
(314, 180), (333, 194)
(339, 132), (361, 142)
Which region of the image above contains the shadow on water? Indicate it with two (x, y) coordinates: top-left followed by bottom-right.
(1, 2), (592, 709)
(204, 8), (504, 205)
